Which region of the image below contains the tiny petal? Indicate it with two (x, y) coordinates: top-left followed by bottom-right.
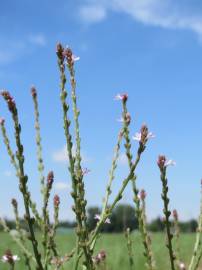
(2, 255), (8, 262)
(94, 214), (101, 221)
(165, 159), (176, 167)
(117, 117), (124, 122)
(13, 255), (20, 261)
(132, 132), (141, 141)
(72, 55), (80, 62)
(147, 132), (155, 139)
(105, 217), (111, 224)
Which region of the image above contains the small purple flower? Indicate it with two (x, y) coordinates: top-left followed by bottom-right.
(47, 171), (54, 189)
(133, 124), (155, 145)
(138, 189), (146, 200)
(173, 209), (178, 220)
(63, 46), (80, 66)
(0, 117), (5, 125)
(1, 91), (16, 113)
(1, 250), (20, 265)
(54, 195), (60, 207)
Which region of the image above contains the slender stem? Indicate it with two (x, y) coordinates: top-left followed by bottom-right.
(160, 167), (175, 270)
(11, 199), (32, 270)
(125, 228), (134, 270)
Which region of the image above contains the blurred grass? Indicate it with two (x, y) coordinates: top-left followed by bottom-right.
(0, 231), (200, 269)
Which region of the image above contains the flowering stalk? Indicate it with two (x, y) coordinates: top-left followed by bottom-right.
(50, 195), (60, 256)
(188, 180), (202, 270)
(125, 228), (134, 269)
(56, 44), (93, 270)
(120, 96), (155, 269)
(65, 47), (91, 266)
(31, 87), (45, 194)
(1, 91), (44, 270)
(158, 155), (176, 270)
(43, 171), (54, 269)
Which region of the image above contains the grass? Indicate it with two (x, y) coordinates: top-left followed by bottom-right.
(0, 231), (200, 269)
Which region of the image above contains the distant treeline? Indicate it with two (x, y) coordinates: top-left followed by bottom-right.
(0, 204), (198, 233)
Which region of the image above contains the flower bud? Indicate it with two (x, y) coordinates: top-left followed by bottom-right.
(54, 195), (60, 207)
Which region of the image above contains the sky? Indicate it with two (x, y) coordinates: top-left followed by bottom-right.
(0, 0), (202, 221)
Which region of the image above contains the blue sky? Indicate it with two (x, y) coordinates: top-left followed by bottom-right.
(0, 0), (202, 221)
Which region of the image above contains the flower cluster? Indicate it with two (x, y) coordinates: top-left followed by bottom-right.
(1, 91), (16, 113)
(93, 250), (106, 265)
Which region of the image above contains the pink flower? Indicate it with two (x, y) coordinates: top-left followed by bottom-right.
(0, 117), (5, 125)
(1, 250), (20, 264)
(157, 155), (176, 170)
(165, 159), (176, 167)
(138, 189), (146, 200)
(94, 214), (111, 224)
(114, 93), (128, 102)
(133, 132), (155, 142)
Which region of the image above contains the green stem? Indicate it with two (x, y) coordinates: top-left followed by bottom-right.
(160, 168), (175, 270)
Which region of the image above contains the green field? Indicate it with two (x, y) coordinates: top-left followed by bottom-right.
(0, 232), (200, 269)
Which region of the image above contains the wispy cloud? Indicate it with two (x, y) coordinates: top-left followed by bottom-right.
(79, 4), (107, 23)
(28, 33), (47, 47)
(52, 145), (91, 164)
(54, 182), (70, 191)
(0, 33), (47, 65)
(78, 0), (202, 38)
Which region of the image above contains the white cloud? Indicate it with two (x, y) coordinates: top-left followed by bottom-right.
(28, 34), (47, 47)
(79, 4), (107, 23)
(79, 0), (202, 38)
(54, 182), (70, 191)
(52, 145), (91, 164)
